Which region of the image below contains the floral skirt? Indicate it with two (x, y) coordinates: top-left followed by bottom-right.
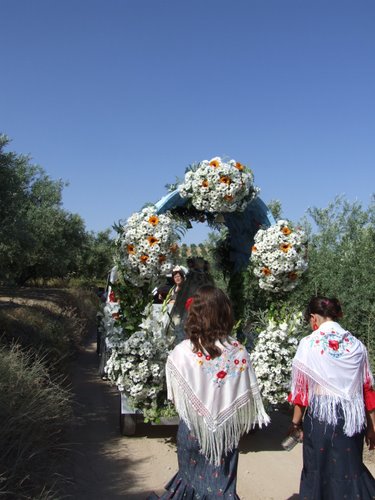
(148, 419), (240, 499)
(300, 409), (375, 500)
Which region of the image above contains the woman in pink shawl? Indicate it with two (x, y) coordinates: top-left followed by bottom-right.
(288, 296), (375, 499)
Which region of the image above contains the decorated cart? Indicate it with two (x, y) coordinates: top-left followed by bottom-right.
(98, 157), (308, 435)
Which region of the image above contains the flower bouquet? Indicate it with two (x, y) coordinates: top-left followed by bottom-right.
(117, 205), (180, 287)
(250, 311), (303, 406)
(105, 303), (176, 421)
(251, 220), (308, 292)
(178, 156), (259, 213)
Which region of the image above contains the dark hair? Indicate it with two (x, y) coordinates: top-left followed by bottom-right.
(304, 296), (343, 323)
(184, 285), (234, 359)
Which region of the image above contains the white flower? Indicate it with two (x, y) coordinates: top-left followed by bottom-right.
(250, 311), (303, 406)
(104, 303), (175, 414)
(178, 156), (259, 213)
(251, 220), (308, 293)
(116, 206), (180, 287)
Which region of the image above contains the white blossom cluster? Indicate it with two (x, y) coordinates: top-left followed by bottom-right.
(178, 156), (259, 213)
(104, 303), (175, 414)
(250, 312), (303, 406)
(98, 300), (125, 349)
(117, 206), (180, 287)
(251, 220), (308, 293)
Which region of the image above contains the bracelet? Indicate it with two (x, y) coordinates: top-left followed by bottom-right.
(291, 422), (302, 429)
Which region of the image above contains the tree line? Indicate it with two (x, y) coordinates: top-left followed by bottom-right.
(0, 134), (114, 285)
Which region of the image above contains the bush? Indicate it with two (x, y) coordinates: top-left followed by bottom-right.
(0, 345), (72, 498)
(0, 286), (99, 497)
(0, 288), (98, 368)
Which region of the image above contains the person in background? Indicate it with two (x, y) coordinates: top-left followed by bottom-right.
(288, 296), (375, 499)
(149, 285), (270, 499)
(168, 267), (186, 304)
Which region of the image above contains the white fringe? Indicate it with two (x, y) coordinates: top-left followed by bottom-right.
(167, 361), (270, 466)
(290, 363), (366, 436)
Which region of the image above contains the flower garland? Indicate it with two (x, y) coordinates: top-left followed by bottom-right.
(117, 205), (180, 287)
(251, 219), (308, 292)
(178, 156), (259, 213)
(250, 312), (303, 406)
(105, 303), (176, 420)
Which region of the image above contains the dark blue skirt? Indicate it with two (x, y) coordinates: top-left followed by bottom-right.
(149, 419), (240, 499)
(300, 410), (375, 499)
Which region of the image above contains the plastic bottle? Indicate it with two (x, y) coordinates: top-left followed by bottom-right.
(281, 427), (302, 451)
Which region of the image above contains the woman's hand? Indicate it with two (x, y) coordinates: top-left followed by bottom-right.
(366, 410), (375, 450)
(287, 422), (303, 442)
(366, 427), (375, 450)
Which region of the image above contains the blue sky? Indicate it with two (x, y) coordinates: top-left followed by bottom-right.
(1, 0), (374, 243)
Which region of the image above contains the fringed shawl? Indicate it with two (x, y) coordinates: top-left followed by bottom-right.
(290, 321), (374, 436)
(166, 338), (270, 466)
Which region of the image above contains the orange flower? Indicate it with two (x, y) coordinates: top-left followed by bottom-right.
(224, 194), (233, 201)
(140, 254), (149, 263)
(127, 244), (136, 254)
(288, 272), (298, 281)
(209, 159), (220, 168)
(170, 243), (179, 253)
(158, 254), (166, 263)
(147, 235), (159, 246)
(219, 175), (231, 185)
(235, 162), (244, 171)
(202, 179), (209, 188)
(262, 267), (272, 276)
(148, 215), (159, 226)
(251, 245), (257, 253)
(281, 226), (292, 235)
(280, 243), (292, 253)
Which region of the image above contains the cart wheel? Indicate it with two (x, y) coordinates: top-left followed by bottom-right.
(120, 413), (137, 436)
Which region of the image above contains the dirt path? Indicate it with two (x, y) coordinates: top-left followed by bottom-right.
(63, 333), (375, 500)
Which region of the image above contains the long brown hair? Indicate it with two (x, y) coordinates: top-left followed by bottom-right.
(184, 285), (234, 359)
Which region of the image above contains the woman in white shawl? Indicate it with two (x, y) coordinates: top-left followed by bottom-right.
(288, 296), (375, 499)
(150, 285), (269, 499)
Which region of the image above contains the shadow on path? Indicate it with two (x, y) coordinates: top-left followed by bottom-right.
(61, 332), (149, 499)
(240, 408), (293, 454)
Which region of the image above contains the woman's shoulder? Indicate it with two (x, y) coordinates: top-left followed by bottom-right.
(223, 337), (249, 356)
(169, 339), (192, 358)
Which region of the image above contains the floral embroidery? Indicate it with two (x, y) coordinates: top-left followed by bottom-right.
(310, 329), (355, 358)
(194, 341), (249, 386)
(328, 340), (339, 351)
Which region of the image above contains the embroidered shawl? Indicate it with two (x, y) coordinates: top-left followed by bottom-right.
(166, 338), (270, 466)
(290, 320), (374, 436)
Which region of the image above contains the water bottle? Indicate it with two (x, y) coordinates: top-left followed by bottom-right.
(281, 426), (302, 451)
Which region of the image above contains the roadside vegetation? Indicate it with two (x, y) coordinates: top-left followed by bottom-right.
(0, 287), (98, 498)
(0, 134), (111, 498)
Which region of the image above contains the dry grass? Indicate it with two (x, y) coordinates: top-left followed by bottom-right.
(0, 287), (97, 367)
(0, 286), (99, 498)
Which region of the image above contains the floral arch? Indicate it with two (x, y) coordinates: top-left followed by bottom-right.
(99, 156), (309, 430)
(154, 187), (276, 272)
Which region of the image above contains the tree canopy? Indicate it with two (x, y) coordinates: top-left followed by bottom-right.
(0, 135), (114, 285)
